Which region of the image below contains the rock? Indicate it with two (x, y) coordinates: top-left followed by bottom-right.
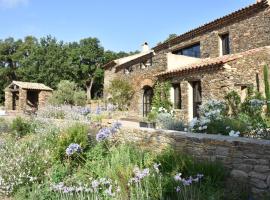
(250, 178), (268, 189)
(249, 171), (267, 180)
(254, 165), (270, 173)
(233, 164), (253, 172)
(267, 175), (270, 187)
(231, 170), (248, 179)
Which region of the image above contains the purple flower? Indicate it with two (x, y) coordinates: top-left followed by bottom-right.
(95, 107), (102, 115)
(96, 122), (122, 142)
(176, 186), (181, 193)
(65, 143), (82, 156)
(96, 128), (111, 141)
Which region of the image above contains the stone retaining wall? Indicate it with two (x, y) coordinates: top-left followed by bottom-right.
(119, 127), (270, 198)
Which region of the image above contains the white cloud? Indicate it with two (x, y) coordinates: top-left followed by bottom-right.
(0, 0), (29, 9)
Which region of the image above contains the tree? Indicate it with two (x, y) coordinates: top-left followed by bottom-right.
(108, 78), (134, 110)
(49, 80), (86, 106)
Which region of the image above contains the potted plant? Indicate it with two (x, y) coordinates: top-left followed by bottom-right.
(139, 111), (157, 128)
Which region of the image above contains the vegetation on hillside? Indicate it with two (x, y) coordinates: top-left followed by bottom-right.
(0, 36), (136, 103)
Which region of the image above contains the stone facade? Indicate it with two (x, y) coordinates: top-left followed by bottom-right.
(163, 47), (270, 122)
(4, 81), (53, 112)
(117, 127), (270, 199)
(103, 1), (270, 120)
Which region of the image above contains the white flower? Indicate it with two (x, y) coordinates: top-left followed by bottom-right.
(229, 130), (240, 137)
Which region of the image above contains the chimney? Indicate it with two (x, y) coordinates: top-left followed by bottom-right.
(141, 42), (150, 52)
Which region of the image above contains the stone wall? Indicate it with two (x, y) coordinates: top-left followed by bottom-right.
(118, 127), (270, 198)
(104, 53), (167, 116)
(157, 6), (270, 58)
(167, 47), (270, 122)
(38, 91), (52, 108)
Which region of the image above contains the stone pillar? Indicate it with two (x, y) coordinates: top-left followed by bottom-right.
(39, 91), (52, 108)
(4, 90), (12, 110)
(18, 89), (27, 111)
(180, 81), (192, 123)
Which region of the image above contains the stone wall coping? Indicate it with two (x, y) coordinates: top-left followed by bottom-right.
(132, 127), (270, 146)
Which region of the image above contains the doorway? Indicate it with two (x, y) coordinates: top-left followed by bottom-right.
(143, 86), (153, 117)
(12, 92), (19, 110)
(27, 90), (39, 109)
(192, 81), (202, 118)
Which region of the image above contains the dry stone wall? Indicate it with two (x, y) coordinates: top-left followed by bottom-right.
(118, 127), (270, 198)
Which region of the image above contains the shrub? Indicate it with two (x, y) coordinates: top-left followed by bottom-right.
(10, 117), (33, 137)
(0, 137), (50, 195)
(53, 123), (89, 162)
(152, 81), (172, 111)
(206, 117), (248, 136)
(108, 78), (134, 110)
(224, 91), (241, 117)
(0, 118), (10, 134)
(74, 90), (87, 106)
(156, 112), (185, 131)
(49, 80), (86, 106)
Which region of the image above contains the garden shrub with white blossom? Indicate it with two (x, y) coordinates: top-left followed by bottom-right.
(0, 114), (250, 200)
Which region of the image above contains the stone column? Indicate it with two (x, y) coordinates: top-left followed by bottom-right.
(39, 91), (52, 108)
(180, 81), (192, 123)
(4, 90), (12, 110)
(18, 89), (27, 111)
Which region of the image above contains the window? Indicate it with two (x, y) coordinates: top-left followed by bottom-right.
(220, 33), (230, 55)
(173, 43), (200, 58)
(172, 83), (181, 109)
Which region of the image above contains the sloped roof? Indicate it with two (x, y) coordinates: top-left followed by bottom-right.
(7, 81), (53, 91)
(153, 0), (269, 52)
(156, 47), (269, 78)
(103, 50), (154, 70)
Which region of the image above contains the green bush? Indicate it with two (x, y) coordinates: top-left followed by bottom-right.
(53, 123), (89, 162)
(0, 118), (10, 134)
(74, 90), (87, 106)
(108, 78), (134, 110)
(11, 117), (33, 137)
(152, 81), (172, 111)
(49, 80), (86, 106)
(206, 117), (248, 136)
(224, 91), (241, 117)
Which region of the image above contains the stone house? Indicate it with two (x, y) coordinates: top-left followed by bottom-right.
(4, 81), (53, 112)
(103, 0), (270, 122)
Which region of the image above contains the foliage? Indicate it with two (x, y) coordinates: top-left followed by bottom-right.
(264, 65), (270, 116)
(0, 118), (10, 134)
(49, 80), (86, 106)
(53, 123), (89, 162)
(0, 36), (134, 103)
(206, 117), (248, 136)
(108, 78), (134, 110)
(37, 105), (91, 121)
(0, 112), (252, 199)
(156, 112), (185, 131)
(10, 117), (33, 137)
(224, 91), (241, 117)
(152, 81), (172, 111)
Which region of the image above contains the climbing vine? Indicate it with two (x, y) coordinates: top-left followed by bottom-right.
(152, 81), (172, 111)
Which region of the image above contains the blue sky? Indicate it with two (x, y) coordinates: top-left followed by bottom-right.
(0, 0), (255, 52)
